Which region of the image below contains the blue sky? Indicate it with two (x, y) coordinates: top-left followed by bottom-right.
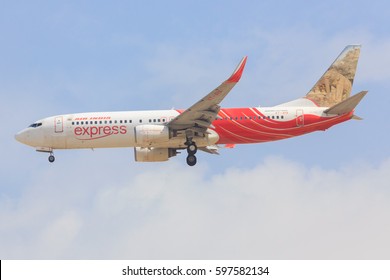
(1, 0), (389, 259)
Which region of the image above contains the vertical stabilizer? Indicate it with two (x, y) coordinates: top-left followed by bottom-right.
(306, 45), (361, 107)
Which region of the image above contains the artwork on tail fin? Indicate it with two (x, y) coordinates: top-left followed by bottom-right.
(306, 45), (361, 107)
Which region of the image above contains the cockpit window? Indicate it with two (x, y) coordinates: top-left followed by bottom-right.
(29, 122), (42, 128)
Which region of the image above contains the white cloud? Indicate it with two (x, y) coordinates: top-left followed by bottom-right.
(38, 211), (83, 258)
(1, 156), (389, 259)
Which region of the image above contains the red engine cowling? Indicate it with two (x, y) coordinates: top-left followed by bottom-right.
(134, 147), (177, 162)
(134, 125), (169, 146)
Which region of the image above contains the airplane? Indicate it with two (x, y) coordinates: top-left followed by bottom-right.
(15, 45), (367, 166)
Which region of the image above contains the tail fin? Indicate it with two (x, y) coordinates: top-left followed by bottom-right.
(306, 45), (361, 107)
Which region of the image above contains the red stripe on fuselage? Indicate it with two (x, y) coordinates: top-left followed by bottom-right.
(173, 107), (353, 144)
(212, 108), (353, 144)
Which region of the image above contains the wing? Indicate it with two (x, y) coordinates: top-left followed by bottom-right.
(168, 56), (247, 132)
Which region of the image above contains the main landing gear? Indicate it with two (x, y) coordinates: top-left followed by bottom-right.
(185, 140), (198, 167)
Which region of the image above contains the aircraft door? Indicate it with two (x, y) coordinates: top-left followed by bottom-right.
(55, 116), (63, 133)
(296, 109), (304, 127)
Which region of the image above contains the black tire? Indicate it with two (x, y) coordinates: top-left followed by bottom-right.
(48, 155), (55, 163)
(186, 155), (197, 166)
(187, 143), (197, 155)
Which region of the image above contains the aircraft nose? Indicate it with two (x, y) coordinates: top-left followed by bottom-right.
(15, 130), (28, 145)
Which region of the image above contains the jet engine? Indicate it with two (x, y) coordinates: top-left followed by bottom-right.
(134, 125), (170, 146)
(134, 147), (177, 162)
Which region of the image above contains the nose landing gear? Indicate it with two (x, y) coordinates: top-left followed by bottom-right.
(48, 153), (55, 163)
(36, 148), (56, 163)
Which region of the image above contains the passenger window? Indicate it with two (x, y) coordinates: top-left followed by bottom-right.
(120, 120), (123, 124)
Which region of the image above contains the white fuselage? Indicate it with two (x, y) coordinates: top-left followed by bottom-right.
(15, 105), (341, 151)
(16, 109), (223, 150)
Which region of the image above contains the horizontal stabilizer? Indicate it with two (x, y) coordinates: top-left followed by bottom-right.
(324, 91), (368, 115)
(352, 115), (363, 120)
(225, 143), (236, 149)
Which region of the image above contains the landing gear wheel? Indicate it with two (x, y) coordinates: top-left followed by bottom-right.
(187, 143), (197, 155)
(48, 155), (55, 163)
(186, 154), (197, 166)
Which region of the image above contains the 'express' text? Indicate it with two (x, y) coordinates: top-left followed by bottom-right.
(74, 125), (127, 140)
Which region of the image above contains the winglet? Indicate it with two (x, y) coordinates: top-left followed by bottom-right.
(227, 56), (248, 83)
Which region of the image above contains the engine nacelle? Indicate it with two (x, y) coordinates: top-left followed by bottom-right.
(134, 125), (169, 146)
(134, 147), (177, 162)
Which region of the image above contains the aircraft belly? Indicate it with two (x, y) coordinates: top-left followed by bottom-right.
(137, 132), (219, 149)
